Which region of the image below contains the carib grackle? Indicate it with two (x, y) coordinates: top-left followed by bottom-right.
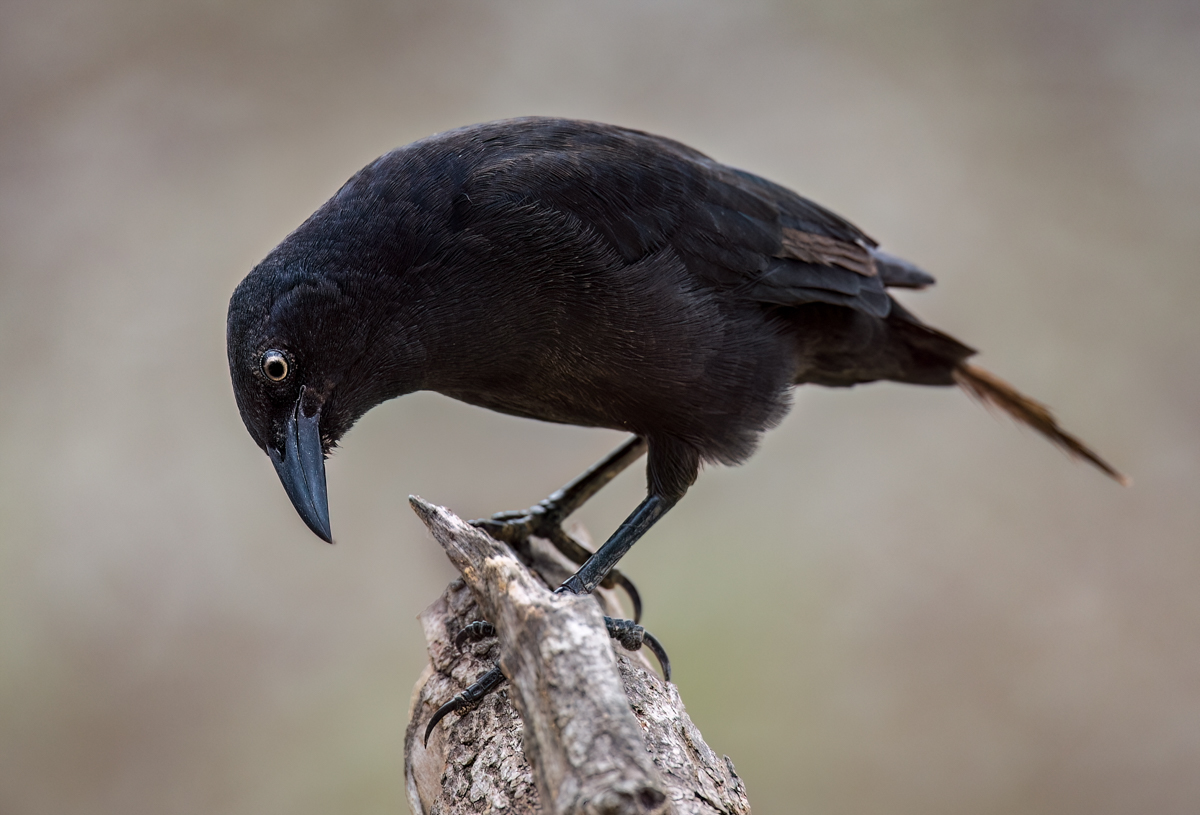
(227, 117), (1126, 741)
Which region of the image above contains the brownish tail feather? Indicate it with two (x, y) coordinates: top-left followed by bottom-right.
(952, 363), (1130, 486)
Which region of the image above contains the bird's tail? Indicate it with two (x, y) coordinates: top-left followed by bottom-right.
(952, 362), (1129, 485)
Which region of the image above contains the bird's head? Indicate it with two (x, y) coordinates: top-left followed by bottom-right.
(226, 238), (427, 543)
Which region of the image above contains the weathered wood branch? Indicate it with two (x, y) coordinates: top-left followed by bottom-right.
(403, 497), (752, 815)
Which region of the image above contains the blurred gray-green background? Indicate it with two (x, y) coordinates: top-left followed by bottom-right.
(2, 1), (1197, 813)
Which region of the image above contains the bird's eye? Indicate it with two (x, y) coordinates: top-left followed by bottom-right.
(261, 350), (289, 382)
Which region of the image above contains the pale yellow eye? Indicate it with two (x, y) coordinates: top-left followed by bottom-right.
(261, 350), (289, 382)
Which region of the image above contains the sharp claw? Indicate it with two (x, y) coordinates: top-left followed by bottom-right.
(422, 665), (507, 747)
(641, 629), (672, 682)
(608, 570), (643, 624)
(604, 616), (671, 683)
(424, 694), (465, 746)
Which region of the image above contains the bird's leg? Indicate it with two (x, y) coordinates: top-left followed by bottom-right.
(536, 435), (650, 524)
(556, 493), (677, 596)
(543, 525), (641, 624)
(471, 435), (648, 621)
(429, 441), (677, 744)
(473, 434), (647, 537)
(455, 491), (674, 661)
(452, 490), (676, 686)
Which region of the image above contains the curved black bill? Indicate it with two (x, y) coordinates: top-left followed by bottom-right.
(268, 388), (332, 543)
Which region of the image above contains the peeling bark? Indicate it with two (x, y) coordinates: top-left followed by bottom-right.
(404, 497), (751, 815)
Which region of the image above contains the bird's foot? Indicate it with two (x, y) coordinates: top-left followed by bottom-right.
(453, 619), (496, 651)
(471, 506), (643, 623)
(423, 664), (506, 746)
(602, 616), (672, 682)
(469, 498), (566, 546)
(424, 615), (671, 744)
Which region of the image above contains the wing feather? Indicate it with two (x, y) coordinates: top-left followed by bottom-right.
(461, 119), (930, 319)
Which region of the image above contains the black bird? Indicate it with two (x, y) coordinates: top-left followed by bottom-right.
(227, 117), (1125, 736)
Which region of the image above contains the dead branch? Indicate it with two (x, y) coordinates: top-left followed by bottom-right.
(403, 497), (751, 815)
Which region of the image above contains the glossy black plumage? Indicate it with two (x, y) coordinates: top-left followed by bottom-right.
(228, 117), (1124, 543)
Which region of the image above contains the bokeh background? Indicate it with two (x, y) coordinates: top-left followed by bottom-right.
(2, 1), (1198, 813)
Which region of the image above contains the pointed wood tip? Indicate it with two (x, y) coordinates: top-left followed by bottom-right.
(409, 495), (443, 526)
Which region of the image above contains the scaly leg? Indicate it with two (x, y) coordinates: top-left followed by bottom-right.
(556, 493), (676, 596)
(428, 438), (681, 744)
(471, 435), (648, 620)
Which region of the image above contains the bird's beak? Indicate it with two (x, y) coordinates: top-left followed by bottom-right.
(268, 386), (333, 543)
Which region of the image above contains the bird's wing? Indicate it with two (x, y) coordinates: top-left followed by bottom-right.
(672, 162), (936, 318)
(461, 121), (933, 318)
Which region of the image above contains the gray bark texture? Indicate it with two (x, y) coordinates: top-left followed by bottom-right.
(403, 497), (752, 815)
